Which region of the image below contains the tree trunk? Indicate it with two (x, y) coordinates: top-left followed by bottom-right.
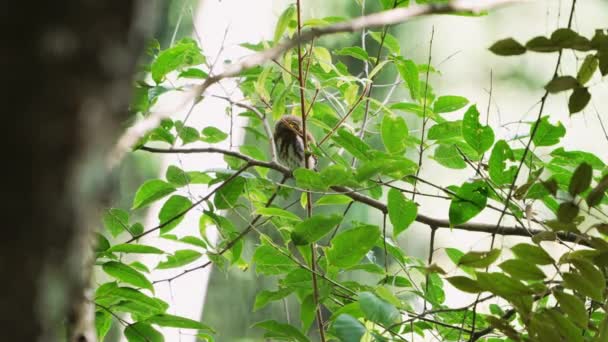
(0, 1), (150, 340)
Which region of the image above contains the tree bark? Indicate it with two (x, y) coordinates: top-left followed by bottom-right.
(0, 1), (150, 340)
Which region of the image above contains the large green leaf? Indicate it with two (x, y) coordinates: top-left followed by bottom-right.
(151, 38), (205, 83)
(132, 180), (176, 210)
(102, 262), (153, 291)
(433, 96), (469, 113)
(274, 4), (295, 43)
(158, 195), (192, 234)
(554, 291), (588, 328)
(332, 128), (372, 160)
(532, 116), (565, 147)
(107, 244), (164, 254)
(387, 188), (417, 236)
(433, 144), (467, 169)
(214, 177), (245, 209)
(459, 249), (501, 268)
(511, 243), (553, 265)
(489, 38), (526, 56)
(124, 323), (164, 342)
(446, 276), (483, 293)
(253, 245), (298, 275)
(499, 259), (546, 281)
(326, 225), (380, 268)
(428, 121), (462, 140)
(145, 314), (211, 330)
(103, 208), (129, 237)
(462, 105), (494, 154)
(489, 140), (517, 185)
(331, 314), (366, 342)
(358, 292), (400, 326)
(252, 320), (309, 342)
(449, 180), (488, 225)
(291, 214), (342, 245)
(156, 250), (201, 269)
(255, 207), (302, 222)
(381, 114), (408, 154)
(568, 162), (592, 196)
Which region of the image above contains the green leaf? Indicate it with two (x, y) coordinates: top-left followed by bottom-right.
(200, 126), (228, 143)
(253, 245), (297, 275)
(315, 194), (353, 206)
(178, 68), (208, 79)
(449, 180), (488, 225)
(459, 249), (501, 268)
(395, 58), (420, 100)
(587, 174), (608, 207)
(526, 36), (560, 52)
(358, 292), (400, 326)
(331, 314), (366, 342)
(545, 76), (579, 93)
(166, 165), (190, 187)
(369, 31), (401, 55)
(446, 276), (483, 293)
(557, 202), (579, 223)
(291, 214), (342, 245)
(554, 291), (588, 328)
(335, 46), (369, 61)
(387, 188), (417, 236)
(551, 28), (591, 50)
(253, 288), (293, 311)
(102, 261), (153, 291)
(178, 126), (199, 145)
(274, 4), (295, 42)
(511, 243), (553, 265)
(462, 105), (494, 154)
(151, 38), (205, 83)
(563, 272), (603, 302)
(428, 121), (462, 140)
(332, 128), (372, 160)
(313, 46), (333, 73)
(569, 163), (592, 196)
(326, 225), (380, 268)
(381, 114), (408, 154)
(433, 96), (469, 113)
(253, 320), (309, 342)
(499, 259), (546, 281)
(156, 250), (201, 269)
(103, 208), (129, 237)
(255, 207), (301, 222)
(489, 38), (526, 56)
(158, 195), (192, 234)
(489, 140), (517, 185)
(107, 244), (164, 254)
(293, 168), (326, 190)
(146, 314), (211, 330)
(476, 272), (533, 297)
(132, 180), (176, 210)
(434, 144), (467, 169)
(214, 177), (245, 209)
(95, 311), (112, 340)
(124, 322), (164, 342)
(532, 116), (566, 147)
(577, 54), (599, 84)
(569, 87), (591, 114)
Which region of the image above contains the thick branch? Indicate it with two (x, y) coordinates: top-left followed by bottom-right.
(139, 146), (582, 244)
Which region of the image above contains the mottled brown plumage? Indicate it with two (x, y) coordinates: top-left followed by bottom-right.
(273, 115), (317, 170)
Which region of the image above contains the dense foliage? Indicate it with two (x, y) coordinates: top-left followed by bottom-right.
(94, 0), (608, 341)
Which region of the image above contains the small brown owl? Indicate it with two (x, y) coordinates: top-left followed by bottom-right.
(273, 115), (317, 170)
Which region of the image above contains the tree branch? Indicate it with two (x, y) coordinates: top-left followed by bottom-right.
(139, 145), (583, 244)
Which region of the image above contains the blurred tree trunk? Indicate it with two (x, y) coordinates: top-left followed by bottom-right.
(0, 1), (150, 341)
